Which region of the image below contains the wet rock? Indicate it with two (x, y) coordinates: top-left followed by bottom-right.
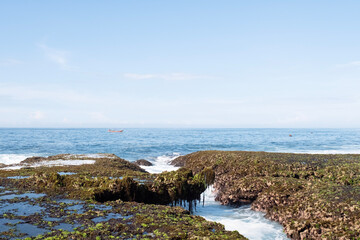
(171, 155), (187, 167)
(0, 153), (246, 239)
(0, 189), (245, 239)
(176, 150), (360, 239)
(133, 159), (153, 166)
(21, 156), (47, 164)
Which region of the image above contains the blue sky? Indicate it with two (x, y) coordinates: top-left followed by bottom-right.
(1, 1), (360, 128)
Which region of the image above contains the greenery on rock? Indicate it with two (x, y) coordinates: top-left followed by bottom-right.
(172, 151), (360, 239)
(0, 154), (246, 239)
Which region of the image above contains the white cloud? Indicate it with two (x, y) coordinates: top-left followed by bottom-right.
(124, 73), (208, 81)
(0, 59), (23, 66)
(89, 112), (110, 122)
(124, 73), (156, 80)
(39, 44), (70, 69)
(336, 61), (360, 68)
(277, 112), (310, 124)
(62, 117), (69, 123)
(0, 84), (100, 105)
(30, 111), (45, 120)
(348, 61), (360, 66)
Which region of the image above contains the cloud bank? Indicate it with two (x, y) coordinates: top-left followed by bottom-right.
(124, 73), (208, 81)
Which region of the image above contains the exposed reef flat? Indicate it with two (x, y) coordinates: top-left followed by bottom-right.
(0, 154), (245, 239)
(172, 151), (360, 239)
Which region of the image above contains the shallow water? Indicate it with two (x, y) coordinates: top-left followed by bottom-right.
(0, 201), (44, 216)
(54, 223), (81, 231)
(7, 176), (30, 179)
(65, 204), (85, 214)
(0, 219), (23, 232)
(57, 172), (76, 176)
(15, 223), (49, 237)
(0, 192), (46, 200)
(0, 194), (118, 238)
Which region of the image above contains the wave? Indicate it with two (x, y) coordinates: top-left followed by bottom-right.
(2, 159), (96, 170)
(196, 187), (289, 240)
(0, 154), (35, 166)
(141, 152), (181, 174)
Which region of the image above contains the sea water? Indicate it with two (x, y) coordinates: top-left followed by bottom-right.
(1, 128), (360, 239)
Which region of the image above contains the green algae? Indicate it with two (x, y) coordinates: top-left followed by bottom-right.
(0, 195), (245, 239)
(172, 150), (360, 239)
(15, 167), (213, 209)
(0, 153), (246, 239)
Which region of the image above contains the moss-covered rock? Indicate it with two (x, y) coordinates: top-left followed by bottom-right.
(0, 153), (246, 239)
(133, 159), (153, 166)
(172, 150), (360, 239)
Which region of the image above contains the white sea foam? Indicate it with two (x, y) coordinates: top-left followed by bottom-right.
(142, 153), (180, 174)
(30, 159), (96, 167)
(0, 154), (34, 165)
(65, 154), (116, 159)
(195, 187), (289, 240)
(2, 159), (96, 170)
(0, 153), (113, 170)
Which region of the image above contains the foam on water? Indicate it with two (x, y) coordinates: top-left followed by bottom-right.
(196, 187), (289, 240)
(0, 154), (33, 165)
(0, 153), (112, 168)
(142, 153), (180, 173)
(2, 159), (96, 170)
(64, 153), (117, 159)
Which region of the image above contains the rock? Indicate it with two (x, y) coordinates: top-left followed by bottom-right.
(133, 159), (153, 166)
(174, 150), (360, 239)
(21, 156), (47, 164)
(170, 155), (186, 167)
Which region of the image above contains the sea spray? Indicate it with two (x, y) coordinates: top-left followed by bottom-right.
(195, 186), (289, 240)
(0, 154), (34, 165)
(142, 153), (180, 173)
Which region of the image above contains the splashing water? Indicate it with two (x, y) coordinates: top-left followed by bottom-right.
(195, 187), (289, 240)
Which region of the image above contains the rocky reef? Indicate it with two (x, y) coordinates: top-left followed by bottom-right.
(172, 151), (360, 239)
(0, 154), (246, 239)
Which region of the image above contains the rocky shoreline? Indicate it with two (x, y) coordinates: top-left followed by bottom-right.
(0, 154), (246, 239)
(172, 151), (360, 239)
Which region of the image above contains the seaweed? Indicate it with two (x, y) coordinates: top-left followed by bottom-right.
(172, 150), (360, 239)
(0, 153), (245, 239)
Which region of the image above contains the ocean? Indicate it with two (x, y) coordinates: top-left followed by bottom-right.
(2, 128), (360, 164)
(1, 128), (360, 239)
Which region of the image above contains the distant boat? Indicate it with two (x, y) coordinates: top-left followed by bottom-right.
(108, 129), (123, 133)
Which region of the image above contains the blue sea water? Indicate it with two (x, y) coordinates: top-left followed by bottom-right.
(1, 128), (360, 162)
(1, 128), (360, 240)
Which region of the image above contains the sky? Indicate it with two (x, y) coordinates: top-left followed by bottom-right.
(1, 1), (360, 128)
